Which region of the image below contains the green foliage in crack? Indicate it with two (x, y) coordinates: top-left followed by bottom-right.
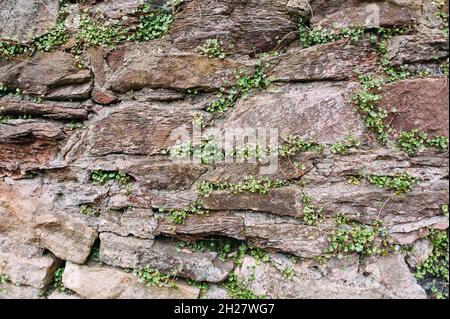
(186, 279), (209, 297)
(169, 137), (225, 164)
(197, 176), (289, 197)
(331, 135), (363, 155)
(397, 129), (449, 155)
(300, 191), (323, 226)
(366, 172), (417, 195)
(206, 63), (270, 113)
(90, 170), (132, 186)
(373, 27), (407, 55)
(353, 73), (391, 144)
(133, 266), (176, 288)
(441, 204), (449, 217)
(278, 135), (323, 157)
(177, 239), (270, 267)
(198, 39), (226, 59)
(435, 7), (449, 36)
(161, 200), (206, 225)
(79, 204), (100, 217)
(415, 230), (449, 298)
(223, 273), (266, 299)
(324, 221), (390, 260)
(76, 15), (130, 48)
(0, 40), (29, 57)
(133, 6), (174, 42)
(298, 18), (365, 48)
(48, 267), (66, 294)
(0, 273), (10, 285)
(33, 22), (69, 52)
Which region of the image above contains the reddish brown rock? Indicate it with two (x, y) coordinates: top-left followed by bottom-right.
(202, 187), (303, 218)
(155, 212), (246, 240)
(270, 39), (377, 82)
(0, 98), (89, 120)
(108, 40), (246, 93)
(382, 78), (449, 136)
(223, 82), (366, 145)
(0, 0), (59, 42)
(170, 0), (299, 55)
(0, 52), (92, 99)
(0, 121), (66, 174)
(311, 0), (420, 29)
(88, 102), (202, 156)
(386, 34), (449, 66)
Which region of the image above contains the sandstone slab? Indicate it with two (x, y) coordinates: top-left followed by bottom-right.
(270, 39), (377, 82)
(382, 78), (449, 137)
(62, 262), (200, 299)
(170, 0), (299, 55)
(0, 183), (97, 264)
(99, 233), (234, 283)
(223, 82), (366, 145)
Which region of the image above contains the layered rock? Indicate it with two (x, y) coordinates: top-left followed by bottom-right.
(62, 262), (200, 299)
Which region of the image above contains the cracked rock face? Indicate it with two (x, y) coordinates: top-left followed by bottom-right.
(0, 0), (448, 300)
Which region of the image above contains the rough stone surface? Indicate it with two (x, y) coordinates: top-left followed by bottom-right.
(99, 233), (234, 283)
(62, 262), (200, 299)
(170, 0), (300, 55)
(0, 0), (59, 42)
(382, 78), (449, 137)
(0, 0), (448, 300)
(0, 242), (59, 289)
(223, 82), (366, 145)
(0, 183), (97, 264)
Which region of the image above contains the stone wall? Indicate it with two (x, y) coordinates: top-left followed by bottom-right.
(0, 0), (448, 299)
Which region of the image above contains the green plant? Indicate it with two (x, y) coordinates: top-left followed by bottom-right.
(197, 176), (289, 197)
(49, 267), (66, 293)
(76, 15), (130, 48)
(198, 39), (226, 59)
(67, 121), (87, 131)
(79, 204), (100, 217)
(367, 172), (417, 195)
(165, 200), (206, 225)
(282, 266), (294, 279)
(415, 229), (449, 298)
(278, 135), (323, 157)
(133, 7), (174, 41)
(90, 170), (132, 186)
(333, 213), (350, 226)
(0, 273), (10, 285)
(396, 129), (449, 155)
(353, 73), (391, 144)
(206, 64), (270, 113)
(298, 19), (365, 48)
(0, 40), (28, 57)
(300, 191), (323, 226)
(32, 22), (69, 51)
(223, 273), (266, 299)
(441, 204), (449, 217)
(186, 279), (209, 297)
(133, 266), (176, 287)
(324, 222), (389, 259)
(331, 135), (363, 155)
